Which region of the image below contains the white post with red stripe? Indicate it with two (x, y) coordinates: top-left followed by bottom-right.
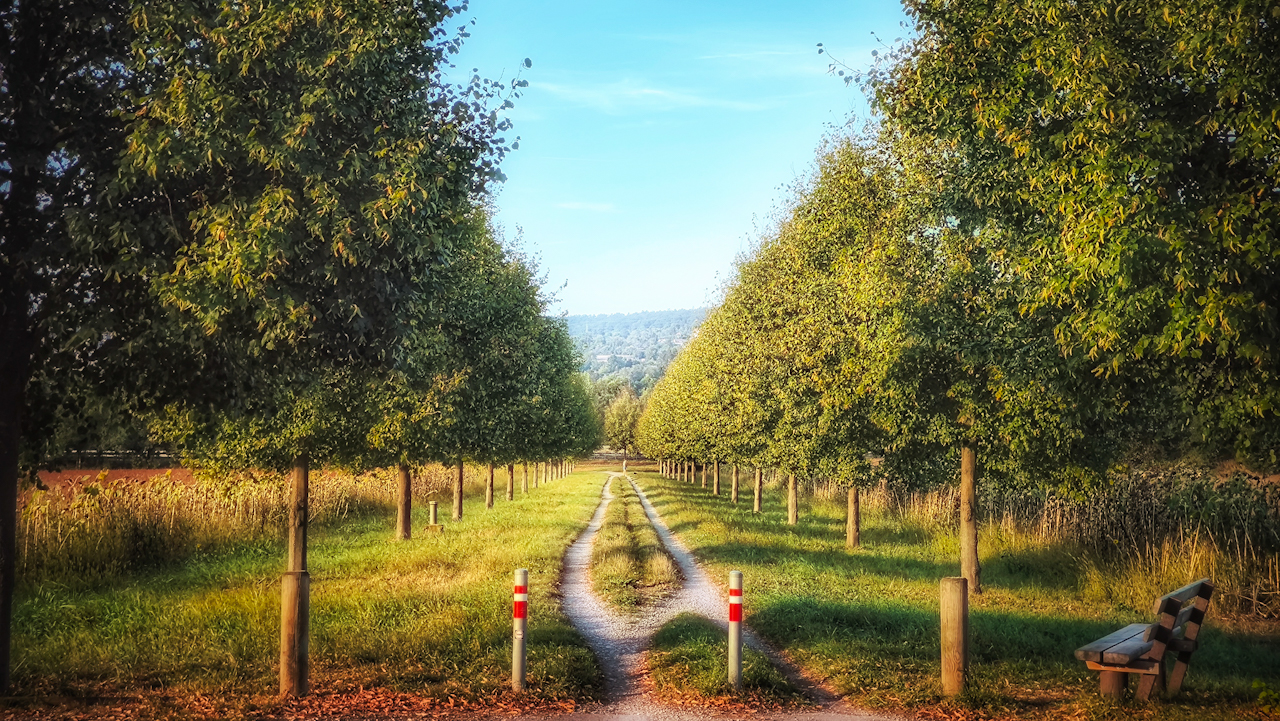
(728, 570), (743, 689)
(512, 568), (528, 691)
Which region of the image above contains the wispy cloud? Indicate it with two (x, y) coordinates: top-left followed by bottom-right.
(534, 80), (767, 115)
(556, 201), (617, 213)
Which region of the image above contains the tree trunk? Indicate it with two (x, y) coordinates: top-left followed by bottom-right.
(506, 464), (515, 501)
(700, 462), (706, 488)
(730, 463), (738, 503)
(288, 455), (310, 571)
(622, 448), (628, 473)
(753, 467), (762, 513)
(846, 487), (860, 549)
(453, 461), (464, 521)
(787, 472), (798, 525)
(522, 462), (529, 493)
(395, 462), (412, 540)
(713, 461), (720, 495)
(486, 463), (495, 508)
(0, 319), (32, 694)
(960, 444), (981, 593)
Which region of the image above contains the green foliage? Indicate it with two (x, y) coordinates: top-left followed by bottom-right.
(874, 0), (1280, 467)
(603, 389), (643, 456)
(569, 309), (706, 396)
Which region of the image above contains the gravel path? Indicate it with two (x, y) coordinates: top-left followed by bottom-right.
(520, 473), (908, 721)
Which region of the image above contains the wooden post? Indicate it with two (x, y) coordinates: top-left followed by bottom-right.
(486, 463), (495, 509)
(941, 576), (968, 696)
(753, 467), (762, 513)
(960, 444), (981, 594)
(453, 461), (464, 521)
(713, 461), (720, 496)
(1100, 670), (1127, 698)
(787, 472), (798, 525)
(280, 570), (310, 697)
(288, 455), (309, 572)
(846, 487), (860, 549)
(395, 462), (412, 541)
(506, 463), (515, 501)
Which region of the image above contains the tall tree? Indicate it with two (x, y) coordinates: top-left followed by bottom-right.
(875, 0), (1280, 467)
(604, 388), (642, 468)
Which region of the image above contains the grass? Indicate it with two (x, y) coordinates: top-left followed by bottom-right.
(635, 470), (1280, 720)
(646, 613), (801, 707)
(590, 474), (680, 612)
(12, 465), (610, 716)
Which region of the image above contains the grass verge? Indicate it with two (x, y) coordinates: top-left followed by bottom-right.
(590, 475), (679, 613)
(646, 612), (802, 709)
(11, 467), (609, 717)
(635, 471), (1280, 720)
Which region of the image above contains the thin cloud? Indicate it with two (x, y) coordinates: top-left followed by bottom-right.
(534, 80), (767, 115)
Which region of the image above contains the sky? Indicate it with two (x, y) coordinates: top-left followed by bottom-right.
(448, 1), (913, 316)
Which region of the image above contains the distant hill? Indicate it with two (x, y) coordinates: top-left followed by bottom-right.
(566, 308), (708, 396)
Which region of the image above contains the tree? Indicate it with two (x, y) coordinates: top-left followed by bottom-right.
(875, 0), (1280, 467)
(604, 388), (642, 468)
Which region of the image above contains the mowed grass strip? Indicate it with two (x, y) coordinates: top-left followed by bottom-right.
(646, 613), (801, 707)
(635, 471), (1280, 720)
(14, 469), (609, 709)
(590, 475), (680, 613)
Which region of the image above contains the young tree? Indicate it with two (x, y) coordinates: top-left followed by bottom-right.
(604, 388), (643, 469)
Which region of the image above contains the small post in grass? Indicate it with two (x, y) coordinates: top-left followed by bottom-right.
(728, 570), (743, 689)
(426, 500), (444, 533)
(512, 568), (529, 691)
(941, 576), (968, 696)
(280, 570), (310, 696)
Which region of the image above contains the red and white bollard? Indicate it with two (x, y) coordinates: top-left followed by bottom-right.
(513, 568), (528, 691)
(728, 570), (743, 689)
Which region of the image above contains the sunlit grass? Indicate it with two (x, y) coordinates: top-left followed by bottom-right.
(635, 471), (1280, 720)
(14, 468), (609, 709)
(590, 475), (679, 612)
(646, 613), (800, 705)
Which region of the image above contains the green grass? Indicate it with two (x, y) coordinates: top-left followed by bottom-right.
(647, 613), (801, 706)
(590, 475), (680, 612)
(13, 469), (610, 712)
(635, 471), (1280, 720)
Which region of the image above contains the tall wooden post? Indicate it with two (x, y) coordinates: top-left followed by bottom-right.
(395, 462), (412, 541)
(453, 461), (464, 521)
(941, 577), (968, 695)
(846, 487), (860, 549)
(506, 463), (515, 501)
(960, 444), (981, 593)
(787, 472), (798, 525)
(753, 467), (762, 513)
(281, 454), (310, 697)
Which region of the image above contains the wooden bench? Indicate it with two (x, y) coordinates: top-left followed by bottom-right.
(1074, 578), (1213, 700)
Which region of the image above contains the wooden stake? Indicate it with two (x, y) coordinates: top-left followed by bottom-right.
(941, 576), (968, 696)
(395, 462), (412, 541)
(506, 463), (515, 501)
(486, 463), (495, 509)
(753, 467), (762, 513)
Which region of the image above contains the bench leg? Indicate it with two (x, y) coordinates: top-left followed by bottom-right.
(1100, 671), (1127, 699)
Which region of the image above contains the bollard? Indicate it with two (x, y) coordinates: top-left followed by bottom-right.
(426, 500), (444, 533)
(728, 570), (743, 689)
(280, 570), (310, 697)
(512, 568), (528, 691)
(941, 576), (968, 696)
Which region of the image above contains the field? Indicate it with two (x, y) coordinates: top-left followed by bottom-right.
(634, 470), (1280, 720)
(11, 464), (610, 718)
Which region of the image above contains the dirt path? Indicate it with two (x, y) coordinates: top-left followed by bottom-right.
(527, 472), (907, 721)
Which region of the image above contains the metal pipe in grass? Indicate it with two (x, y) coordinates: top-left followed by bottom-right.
(513, 568), (528, 691)
(728, 570), (743, 689)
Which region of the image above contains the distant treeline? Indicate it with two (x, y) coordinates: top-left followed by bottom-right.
(568, 309), (707, 396)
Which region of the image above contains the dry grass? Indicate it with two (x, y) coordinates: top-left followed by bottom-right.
(591, 475), (680, 612)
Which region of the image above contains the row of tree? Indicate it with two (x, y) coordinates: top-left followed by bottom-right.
(2, 0), (599, 695)
(638, 0), (1278, 595)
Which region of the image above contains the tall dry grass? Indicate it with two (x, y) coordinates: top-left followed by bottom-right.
(844, 461), (1280, 617)
(18, 463), (501, 583)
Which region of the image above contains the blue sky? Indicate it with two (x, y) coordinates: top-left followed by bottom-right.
(448, 1), (912, 315)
